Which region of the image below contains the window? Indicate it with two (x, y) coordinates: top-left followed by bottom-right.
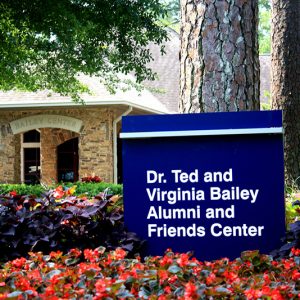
(57, 138), (79, 182)
(21, 130), (41, 184)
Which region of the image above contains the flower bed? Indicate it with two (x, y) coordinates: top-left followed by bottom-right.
(0, 186), (140, 263)
(0, 248), (300, 299)
(1, 185), (300, 298)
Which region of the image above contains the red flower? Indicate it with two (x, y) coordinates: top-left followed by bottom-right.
(15, 275), (37, 295)
(119, 271), (131, 281)
(283, 259), (295, 270)
(130, 287), (138, 296)
(0, 293), (8, 300)
(9, 190), (17, 196)
(292, 269), (300, 280)
(244, 289), (262, 299)
(69, 249), (82, 257)
(168, 275), (178, 284)
(94, 278), (113, 299)
(53, 186), (64, 199)
(49, 274), (60, 285)
(114, 248), (127, 260)
(130, 263), (145, 278)
(81, 175), (102, 183)
(50, 250), (63, 260)
(95, 278), (108, 293)
(84, 248), (99, 263)
(177, 253), (190, 267)
(184, 282), (197, 298)
(43, 286), (56, 297)
(268, 289), (285, 300)
(11, 257), (27, 268)
(263, 273), (271, 285)
(223, 270), (239, 283)
(206, 273), (216, 285)
(78, 262), (101, 274)
(291, 247), (300, 256)
(158, 269), (169, 282)
(27, 269), (42, 284)
(160, 255), (173, 266)
(272, 260), (279, 266)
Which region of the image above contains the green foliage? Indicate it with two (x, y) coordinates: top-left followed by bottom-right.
(0, 184), (45, 196)
(285, 186), (300, 226)
(64, 182), (123, 196)
(0, 0), (168, 99)
(260, 92), (271, 110)
(286, 200), (299, 226)
(271, 185), (300, 258)
(259, 8), (271, 54)
(160, 0), (180, 32)
(0, 182), (123, 197)
(260, 0), (271, 10)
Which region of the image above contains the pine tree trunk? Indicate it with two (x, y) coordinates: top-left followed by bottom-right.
(180, 0), (260, 112)
(271, 0), (300, 186)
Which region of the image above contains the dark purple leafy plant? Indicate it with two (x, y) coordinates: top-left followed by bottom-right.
(0, 189), (143, 262)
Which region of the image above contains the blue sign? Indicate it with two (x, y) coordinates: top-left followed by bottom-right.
(121, 111), (285, 260)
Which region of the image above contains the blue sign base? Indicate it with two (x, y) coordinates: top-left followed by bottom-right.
(121, 111), (285, 260)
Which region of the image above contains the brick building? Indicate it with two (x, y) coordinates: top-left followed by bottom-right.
(0, 75), (176, 185)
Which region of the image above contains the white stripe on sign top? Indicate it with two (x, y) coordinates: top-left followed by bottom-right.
(120, 127), (283, 139)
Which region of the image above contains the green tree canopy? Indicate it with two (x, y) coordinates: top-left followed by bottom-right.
(0, 0), (168, 99)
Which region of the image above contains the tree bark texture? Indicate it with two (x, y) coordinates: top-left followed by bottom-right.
(180, 0), (260, 112)
(271, 0), (300, 185)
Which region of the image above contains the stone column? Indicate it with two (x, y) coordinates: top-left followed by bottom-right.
(78, 109), (114, 182)
(0, 124), (18, 183)
(40, 128), (57, 185)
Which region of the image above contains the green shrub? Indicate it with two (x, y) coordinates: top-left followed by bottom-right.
(0, 182), (123, 197)
(285, 185), (300, 226)
(271, 186), (300, 258)
(64, 181), (123, 196)
(0, 184), (45, 196)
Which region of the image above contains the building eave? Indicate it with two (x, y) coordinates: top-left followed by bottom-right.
(0, 99), (170, 115)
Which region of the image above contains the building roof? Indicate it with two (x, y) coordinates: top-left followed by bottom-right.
(144, 29), (180, 113)
(0, 73), (170, 114)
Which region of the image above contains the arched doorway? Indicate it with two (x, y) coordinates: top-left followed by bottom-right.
(57, 137), (79, 182)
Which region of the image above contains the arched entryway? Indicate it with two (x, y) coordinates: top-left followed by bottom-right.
(57, 137), (79, 182)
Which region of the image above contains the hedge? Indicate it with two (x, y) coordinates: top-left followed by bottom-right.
(0, 182), (123, 197)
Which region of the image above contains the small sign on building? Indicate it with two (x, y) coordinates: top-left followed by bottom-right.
(121, 111), (285, 260)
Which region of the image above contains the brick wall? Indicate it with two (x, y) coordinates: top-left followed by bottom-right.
(0, 107), (115, 184)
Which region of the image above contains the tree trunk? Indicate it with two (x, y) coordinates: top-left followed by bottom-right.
(271, 0), (300, 186)
(180, 0), (260, 112)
